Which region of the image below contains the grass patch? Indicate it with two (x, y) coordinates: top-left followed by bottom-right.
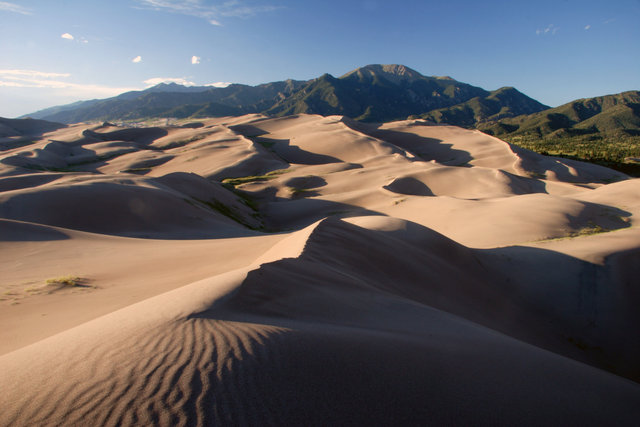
(121, 167), (151, 174)
(22, 275), (93, 295)
(288, 187), (313, 196)
(45, 276), (85, 287)
(256, 139), (276, 149)
(194, 198), (264, 231)
(567, 224), (609, 238)
(222, 169), (287, 187)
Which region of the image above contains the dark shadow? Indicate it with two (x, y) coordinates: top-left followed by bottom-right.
(0, 173), (64, 192)
(256, 137), (342, 165)
(180, 122), (204, 129)
(478, 244), (640, 382)
(262, 197), (387, 231)
(0, 138), (36, 152)
(228, 124), (268, 138)
(383, 176), (434, 196)
(283, 175), (327, 189)
(345, 120), (474, 166)
(0, 117), (66, 138)
(500, 169), (548, 194)
(0, 219), (70, 241)
(565, 203), (632, 233)
(82, 127), (169, 145)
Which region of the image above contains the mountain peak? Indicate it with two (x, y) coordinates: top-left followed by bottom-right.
(340, 64), (424, 84)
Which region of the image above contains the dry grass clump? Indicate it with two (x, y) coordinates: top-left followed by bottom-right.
(567, 224), (608, 238)
(45, 276), (85, 288)
(26, 276), (92, 295)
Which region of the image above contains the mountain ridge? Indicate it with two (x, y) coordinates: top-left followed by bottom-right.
(23, 64), (546, 125)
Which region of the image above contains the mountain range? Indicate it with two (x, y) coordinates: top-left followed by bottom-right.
(25, 64), (548, 124)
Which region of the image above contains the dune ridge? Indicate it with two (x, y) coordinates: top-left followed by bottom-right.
(1, 114), (638, 424)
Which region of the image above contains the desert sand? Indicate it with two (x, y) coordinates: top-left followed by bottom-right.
(1, 114), (639, 425)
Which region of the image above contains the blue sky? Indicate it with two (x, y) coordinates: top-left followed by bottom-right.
(1, 0), (638, 117)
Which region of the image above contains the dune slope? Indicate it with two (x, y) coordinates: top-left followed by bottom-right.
(1, 114), (638, 425)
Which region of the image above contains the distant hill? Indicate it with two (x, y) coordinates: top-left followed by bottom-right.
(476, 91), (640, 174)
(26, 80), (307, 124)
(24, 64), (547, 125)
(479, 91), (640, 138)
(414, 87), (549, 127)
(0, 117), (65, 138)
(0, 117), (66, 152)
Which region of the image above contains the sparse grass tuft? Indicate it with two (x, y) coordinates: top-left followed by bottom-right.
(567, 224), (609, 238)
(45, 275), (84, 288)
(222, 169), (287, 187)
(14, 275), (94, 297)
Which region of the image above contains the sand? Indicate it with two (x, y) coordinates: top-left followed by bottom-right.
(1, 114), (638, 425)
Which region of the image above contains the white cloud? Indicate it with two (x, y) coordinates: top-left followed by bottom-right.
(604, 18), (615, 24)
(61, 33), (74, 40)
(0, 69), (137, 97)
(0, 1), (31, 15)
(132, 55), (142, 63)
(205, 82), (232, 88)
(584, 25), (591, 30)
(191, 55), (201, 65)
(536, 24), (558, 36)
(0, 70), (71, 79)
(136, 0), (280, 26)
(144, 77), (196, 86)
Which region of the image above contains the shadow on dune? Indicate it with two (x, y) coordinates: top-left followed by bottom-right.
(565, 203), (632, 232)
(228, 123), (269, 138)
(0, 117), (66, 139)
(197, 217), (640, 383)
(262, 197), (385, 230)
(383, 176), (435, 196)
(343, 119), (474, 166)
(256, 137), (343, 165)
(479, 243), (640, 381)
(82, 126), (169, 145)
(0, 219), (70, 241)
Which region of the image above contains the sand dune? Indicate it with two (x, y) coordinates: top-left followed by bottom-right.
(1, 114), (638, 424)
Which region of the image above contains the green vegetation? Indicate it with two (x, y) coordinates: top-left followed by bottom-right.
(222, 169), (287, 187)
(415, 87), (548, 126)
(193, 197), (264, 231)
(500, 134), (640, 176)
(45, 275), (85, 288)
(23, 275), (92, 295)
(122, 167), (152, 174)
(567, 224), (609, 238)
(476, 91), (640, 175)
(288, 187), (314, 197)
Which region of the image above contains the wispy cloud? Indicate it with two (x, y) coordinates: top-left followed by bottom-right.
(144, 77), (196, 86)
(136, 0), (280, 26)
(603, 18), (615, 24)
(205, 81), (231, 87)
(584, 24), (591, 30)
(191, 55), (201, 65)
(0, 69), (137, 97)
(0, 70), (71, 79)
(536, 24), (558, 36)
(132, 55), (143, 63)
(0, 1), (31, 15)
(61, 33), (74, 40)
